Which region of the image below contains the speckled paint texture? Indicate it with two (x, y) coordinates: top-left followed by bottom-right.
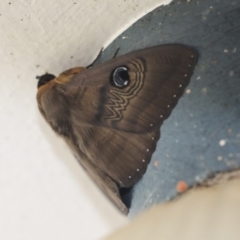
(97, 0), (240, 216)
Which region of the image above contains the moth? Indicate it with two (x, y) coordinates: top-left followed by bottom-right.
(36, 44), (198, 214)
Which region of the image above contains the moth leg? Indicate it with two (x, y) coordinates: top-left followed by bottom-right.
(86, 48), (104, 68)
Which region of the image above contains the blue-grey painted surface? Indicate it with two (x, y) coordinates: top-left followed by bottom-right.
(97, 0), (240, 216)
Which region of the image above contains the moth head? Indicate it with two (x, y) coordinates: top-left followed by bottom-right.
(36, 73), (56, 88)
(111, 66), (130, 88)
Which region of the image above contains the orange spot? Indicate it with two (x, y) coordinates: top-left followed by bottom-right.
(176, 181), (188, 193)
(154, 161), (159, 167)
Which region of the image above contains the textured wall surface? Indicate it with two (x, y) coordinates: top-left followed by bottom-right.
(0, 0), (171, 239)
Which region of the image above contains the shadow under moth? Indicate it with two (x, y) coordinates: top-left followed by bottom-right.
(36, 44), (198, 215)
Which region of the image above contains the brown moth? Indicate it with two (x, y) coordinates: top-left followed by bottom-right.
(36, 44), (198, 214)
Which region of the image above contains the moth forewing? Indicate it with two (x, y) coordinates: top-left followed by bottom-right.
(36, 44), (198, 214)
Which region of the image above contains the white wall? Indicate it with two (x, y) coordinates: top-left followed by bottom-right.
(0, 0), (171, 239)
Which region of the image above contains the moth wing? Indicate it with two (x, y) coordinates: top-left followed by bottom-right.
(68, 44), (198, 133)
(63, 44), (198, 187)
(37, 44), (198, 212)
(70, 122), (159, 188)
(37, 80), (128, 214)
(65, 138), (129, 214)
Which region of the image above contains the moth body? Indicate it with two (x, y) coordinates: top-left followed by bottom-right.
(37, 44), (198, 214)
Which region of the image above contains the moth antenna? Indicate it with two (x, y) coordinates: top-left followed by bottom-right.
(112, 47), (120, 59)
